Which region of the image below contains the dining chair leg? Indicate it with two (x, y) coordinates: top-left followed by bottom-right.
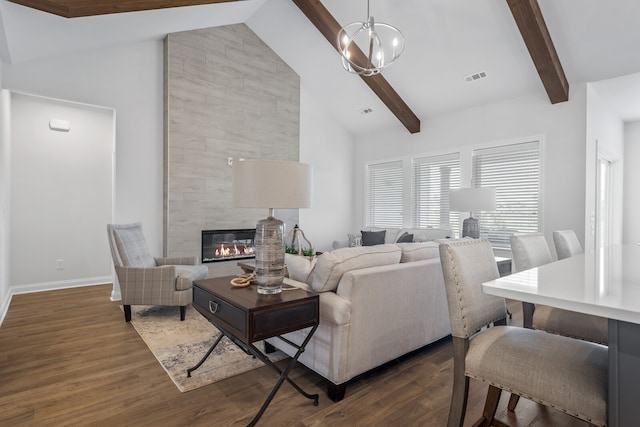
(470, 385), (502, 427)
(522, 302), (535, 328)
(448, 337), (470, 427)
(507, 393), (520, 411)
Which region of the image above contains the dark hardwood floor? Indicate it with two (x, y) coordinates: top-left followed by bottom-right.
(0, 284), (591, 426)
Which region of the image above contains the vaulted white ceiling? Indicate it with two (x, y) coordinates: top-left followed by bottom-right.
(2, 0), (640, 136)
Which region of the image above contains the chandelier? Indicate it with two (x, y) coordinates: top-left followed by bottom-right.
(337, 0), (405, 76)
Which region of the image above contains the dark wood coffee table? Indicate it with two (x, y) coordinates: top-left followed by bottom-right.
(188, 276), (319, 426)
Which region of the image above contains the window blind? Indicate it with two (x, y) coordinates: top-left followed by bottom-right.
(411, 153), (460, 230)
(472, 141), (541, 248)
(365, 160), (403, 227)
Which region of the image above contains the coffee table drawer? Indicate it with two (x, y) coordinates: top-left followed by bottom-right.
(193, 286), (246, 337)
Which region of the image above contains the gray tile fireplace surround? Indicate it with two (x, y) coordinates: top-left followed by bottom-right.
(163, 23), (301, 272)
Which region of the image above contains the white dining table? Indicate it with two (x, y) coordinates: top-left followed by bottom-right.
(482, 244), (640, 427)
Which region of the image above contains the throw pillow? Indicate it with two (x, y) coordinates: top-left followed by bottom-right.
(361, 230), (386, 246)
(347, 233), (362, 247)
(285, 253), (316, 283)
(396, 232), (414, 243)
(396, 242), (440, 262)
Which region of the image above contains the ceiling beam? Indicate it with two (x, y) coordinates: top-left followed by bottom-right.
(506, 0), (569, 103)
(7, 0), (238, 18)
(292, 0), (420, 134)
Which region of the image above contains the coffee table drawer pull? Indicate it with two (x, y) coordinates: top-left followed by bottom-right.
(209, 301), (219, 314)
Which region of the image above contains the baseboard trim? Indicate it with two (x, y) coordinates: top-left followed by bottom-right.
(9, 276), (112, 296)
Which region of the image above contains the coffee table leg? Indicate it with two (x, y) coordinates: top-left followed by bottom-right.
(186, 332), (224, 377)
(247, 324), (319, 427)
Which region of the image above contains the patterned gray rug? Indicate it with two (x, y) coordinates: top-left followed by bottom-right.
(128, 304), (287, 392)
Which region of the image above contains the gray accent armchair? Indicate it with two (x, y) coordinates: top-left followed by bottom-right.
(107, 222), (208, 322)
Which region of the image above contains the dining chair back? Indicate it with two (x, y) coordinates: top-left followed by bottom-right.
(439, 239), (607, 427)
(510, 232), (552, 272)
(553, 229), (583, 260)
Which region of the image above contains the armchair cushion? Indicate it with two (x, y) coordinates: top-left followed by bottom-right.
(156, 256), (200, 266)
(308, 244), (401, 293)
(175, 265), (209, 291)
(112, 223), (156, 267)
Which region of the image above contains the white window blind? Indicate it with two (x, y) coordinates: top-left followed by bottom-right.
(472, 141), (541, 249)
(365, 160), (403, 227)
(411, 153), (460, 230)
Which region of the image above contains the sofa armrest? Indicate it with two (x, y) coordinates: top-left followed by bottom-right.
(155, 256), (200, 266)
(333, 258), (450, 374)
(283, 278), (350, 325)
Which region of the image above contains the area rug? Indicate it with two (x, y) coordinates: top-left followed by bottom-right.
(128, 304), (288, 392)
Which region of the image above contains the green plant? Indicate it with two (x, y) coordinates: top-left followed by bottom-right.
(285, 245), (314, 257)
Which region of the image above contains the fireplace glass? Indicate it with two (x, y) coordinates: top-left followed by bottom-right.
(202, 229), (256, 263)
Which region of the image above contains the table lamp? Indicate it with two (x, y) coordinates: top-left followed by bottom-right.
(449, 187), (496, 238)
(233, 160), (313, 294)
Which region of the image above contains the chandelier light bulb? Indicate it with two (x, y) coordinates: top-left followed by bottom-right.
(336, 0), (404, 76)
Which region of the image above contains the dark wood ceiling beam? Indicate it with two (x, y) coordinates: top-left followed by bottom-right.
(506, 0), (569, 103)
(7, 0), (238, 18)
(293, 0), (420, 134)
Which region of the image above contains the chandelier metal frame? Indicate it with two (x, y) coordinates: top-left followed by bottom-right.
(336, 0), (405, 76)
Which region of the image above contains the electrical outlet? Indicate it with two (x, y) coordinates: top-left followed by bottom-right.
(56, 259), (64, 270)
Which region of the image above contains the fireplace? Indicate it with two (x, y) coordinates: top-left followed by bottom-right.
(202, 229), (256, 263)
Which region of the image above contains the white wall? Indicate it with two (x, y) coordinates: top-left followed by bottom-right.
(10, 92), (113, 290)
(1, 34), (355, 305)
(0, 89), (10, 322)
(585, 84), (625, 251)
(3, 39), (165, 254)
(298, 87), (355, 252)
(624, 120), (640, 244)
(353, 87), (588, 258)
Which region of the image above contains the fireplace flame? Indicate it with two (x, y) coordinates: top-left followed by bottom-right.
(214, 243), (254, 258)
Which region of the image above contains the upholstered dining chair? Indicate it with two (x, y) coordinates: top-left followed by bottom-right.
(553, 229), (583, 260)
(439, 239), (607, 427)
(508, 232), (608, 411)
(509, 232), (608, 343)
(107, 222), (208, 322)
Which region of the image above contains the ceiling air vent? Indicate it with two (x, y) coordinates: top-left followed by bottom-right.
(464, 71), (487, 82)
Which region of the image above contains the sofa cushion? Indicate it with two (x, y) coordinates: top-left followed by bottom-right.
(396, 242), (440, 262)
(308, 244), (401, 292)
(361, 230), (386, 246)
(396, 232), (414, 243)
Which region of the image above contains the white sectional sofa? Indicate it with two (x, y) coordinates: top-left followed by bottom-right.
(266, 241), (451, 401)
(332, 226), (453, 249)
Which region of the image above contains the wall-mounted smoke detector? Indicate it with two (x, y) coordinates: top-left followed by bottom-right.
(359, 107), (373, 115)
(464, 71), (487, 82)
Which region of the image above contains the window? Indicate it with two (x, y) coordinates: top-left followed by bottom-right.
(412, 153), (460, 230)
(472, 140), (541, 249)
(365, 160), (403, 227)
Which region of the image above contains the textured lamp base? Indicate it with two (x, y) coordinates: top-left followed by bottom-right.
(462, 217), (480, 239)
(254, 216), (285, 294)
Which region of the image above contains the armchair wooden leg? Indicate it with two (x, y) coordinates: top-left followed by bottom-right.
(180, 306), (186, 321)
(123, 305), (132, 322)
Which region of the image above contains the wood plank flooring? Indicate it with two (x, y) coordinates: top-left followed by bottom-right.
(0, 285), (591, 426)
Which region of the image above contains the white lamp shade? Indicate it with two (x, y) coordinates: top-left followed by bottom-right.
(233, 160), (313, 209)
(449, 187), (496, 212)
